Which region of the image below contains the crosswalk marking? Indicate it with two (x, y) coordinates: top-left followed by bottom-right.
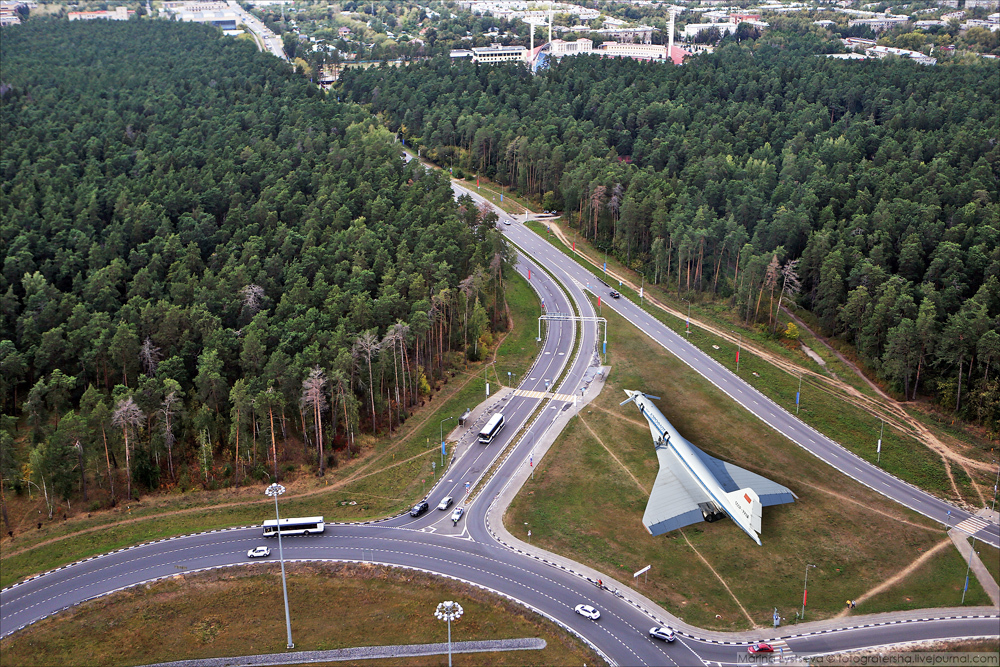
(764, 639), (796, 662)
(512, 389), (576, 403)
(954, 516), (990, 535)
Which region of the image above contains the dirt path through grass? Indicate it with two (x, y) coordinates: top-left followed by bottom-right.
(578, 414), (649, 493)
(833, 538), (953, 617)
(783, 308), (987, 508)
(679, 529), (758, 628)
(576, 412), (758, 627)
(544, 222), (990, 508)
(806, 485), (943, 533)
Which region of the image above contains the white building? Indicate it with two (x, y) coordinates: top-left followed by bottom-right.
(470, 43), (527, 63)
(962, 18), (1000, 30)
(0, 0), (25, 25)
(549, 37), (593, 55)
(68, 6), (132, 20)
(823, 52), (869, 59)
(848, 16), (910, 31)
(684, 21), (738, 37)
(866, 45), (936, 64)
(600, 41), (668, 59)
(843, 36), (876, 48)
(161, 1), (228, 11)
(176, 9), (241, 28)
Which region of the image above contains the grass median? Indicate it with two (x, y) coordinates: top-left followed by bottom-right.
(0, 563), (600, 666)
(505, 302), (990, 632)
(523, 221), (976, 505)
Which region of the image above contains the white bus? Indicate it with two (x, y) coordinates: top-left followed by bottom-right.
(478, 413), (505, 444)
(262, 516), (325, 537)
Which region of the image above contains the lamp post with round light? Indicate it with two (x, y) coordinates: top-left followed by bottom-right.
(265, 483), (294, 649)
(434, 600), (464, 667)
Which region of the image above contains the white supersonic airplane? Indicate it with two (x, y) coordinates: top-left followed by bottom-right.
(622, 390), (797, 545)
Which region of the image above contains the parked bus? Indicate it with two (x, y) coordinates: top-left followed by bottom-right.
(478, 413), (505, 444)
(262, 516), (325, 537)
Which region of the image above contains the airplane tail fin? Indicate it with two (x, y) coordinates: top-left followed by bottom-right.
(620, 390), (661, 407)
(727, 487), (763, 535)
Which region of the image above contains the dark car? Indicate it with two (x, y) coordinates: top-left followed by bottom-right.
(410, 501), (430, 517)
(609, 290), (620, 299)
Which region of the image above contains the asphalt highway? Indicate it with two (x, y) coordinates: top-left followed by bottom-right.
(2, 168), (996, 666)
(498, 214), (999, 550)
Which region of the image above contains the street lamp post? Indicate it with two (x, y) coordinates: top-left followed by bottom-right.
(961, 536), (977, 604)
(801, 564), (816, 620)
(796, 372), (803, 415)
(992, 460), (999, 513)
(440, 416), (455, 468)
(265, 483), (294, 649)
(435, 601), (464, 667)
(682, 297), (691, 337)
(733, 331), (743, 372)
(877, 418), (884, 465)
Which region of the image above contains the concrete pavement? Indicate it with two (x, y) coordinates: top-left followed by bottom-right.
(949, 508), (1000, 607)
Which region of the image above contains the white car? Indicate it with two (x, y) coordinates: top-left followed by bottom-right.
(437, 496), (453, 510)
(247, 546), (271, 558)
(574, 604), (601, 620)
(450, 507), (465, 523)
(649, 626), (675, 642)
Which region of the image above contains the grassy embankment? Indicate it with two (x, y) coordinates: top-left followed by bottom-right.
(976, 542), (1000, 588)
(505, 300), (991, 632)
(0, 272), (541, 589)
(524, 221), (987, 506)
(0, 563), (599, 666)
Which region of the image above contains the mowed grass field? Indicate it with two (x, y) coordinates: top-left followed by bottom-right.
(526, 221), (994, 508)
(0, 272), (541, 589)
(505, 302), (991, 631)
(0, 563), (599, 667)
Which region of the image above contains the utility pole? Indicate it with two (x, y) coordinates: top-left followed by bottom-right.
(801, 564), (816, 620)
(877, 418), (884, 464)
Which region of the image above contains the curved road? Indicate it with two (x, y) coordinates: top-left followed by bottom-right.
(500, 214), (999, 550)
(2, 171), (997, 665)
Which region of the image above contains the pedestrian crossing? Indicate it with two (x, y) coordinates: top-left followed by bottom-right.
(766, 638), (795, 660)
(953, 515), (991, 535)
(701, 639), (798, 667)
(512, 388), (577, 403)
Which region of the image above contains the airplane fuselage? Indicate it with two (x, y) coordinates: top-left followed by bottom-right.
(626, 390), (763, 545)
